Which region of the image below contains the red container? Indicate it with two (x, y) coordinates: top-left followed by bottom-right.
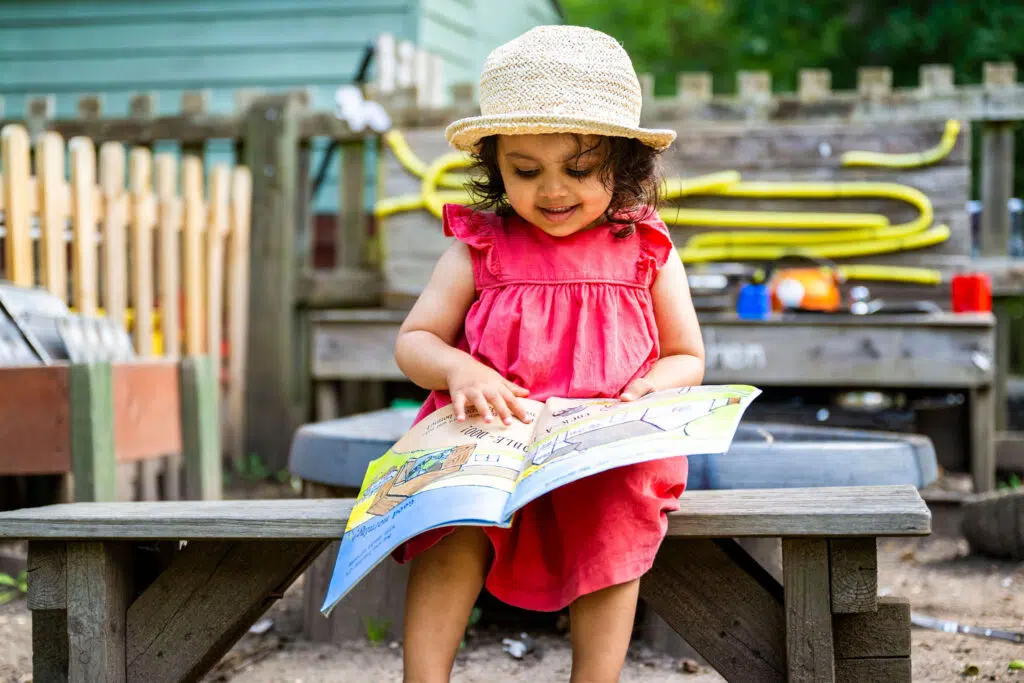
(951, 273), (992, 313)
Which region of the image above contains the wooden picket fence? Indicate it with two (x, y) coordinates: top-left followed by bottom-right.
(0, 123), (252, 463)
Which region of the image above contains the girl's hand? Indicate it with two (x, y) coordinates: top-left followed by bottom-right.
(446, 359), (531, 425)
(619, 377), (656, 402)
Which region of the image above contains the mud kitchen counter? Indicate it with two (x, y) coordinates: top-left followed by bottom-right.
(308, 309), (996, 492)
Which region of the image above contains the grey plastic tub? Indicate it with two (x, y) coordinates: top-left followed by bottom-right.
(288, 408), (938, 491)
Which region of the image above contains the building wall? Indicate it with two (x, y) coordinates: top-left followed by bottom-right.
(0, 0), (418, 116)
(418, 0), (562, 93)
(0, 0), (561, 218)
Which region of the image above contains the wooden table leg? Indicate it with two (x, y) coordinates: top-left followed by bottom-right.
(782, 538), (835, 683)
(27, 544), (70, 683)
(640, 538), (786, 682)
(970, 385), (996, 494)
(66, 541), (133, 683)
(28, 541), (70, 683)
(126, 538), (326, 683)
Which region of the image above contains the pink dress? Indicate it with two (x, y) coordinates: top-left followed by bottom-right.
(393, 203), (689, 612)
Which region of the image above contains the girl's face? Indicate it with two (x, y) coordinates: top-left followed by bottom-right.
(497, 134), (613, 237)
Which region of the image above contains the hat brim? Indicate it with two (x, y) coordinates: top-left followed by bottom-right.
(445, 113), (677, 153)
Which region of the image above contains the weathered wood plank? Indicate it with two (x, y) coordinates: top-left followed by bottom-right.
(111, 361), (182, 463)
(33, 609), (69, 683)
(640, 538), (785, 682)
(0, 366), (71, 476)
(338, 141), (369, 269)
(69, 363), (116, 503)
(828, 538), (877, 614)
(66, 541), (132, 683)
(296, 267), (383, 309)
(962, 489), (1024, 560)
(783, 538), (835, 682)
(132, 541), (180, 599)
(707, 487), (925, 540)
(225, 166), (253, 468)
(180, 356), (222, 501)
(136, 460), (161, 502)
(656, 120), (969, 170)
(162, 454), (183, 502)
(970, 386), (997, 493)
(0, 499), (354, 540)
(835, 657), (911, 683)
(243, 93), (303, 472)
(979, 122), (1014, 257)
(126, 539), (326, 683)
(833, 596), (911, 659)
(0, 487), (929, 540)
(310, 312), (996, 388)
(125, 541), (233, 667)
(27, 541), (66, 610)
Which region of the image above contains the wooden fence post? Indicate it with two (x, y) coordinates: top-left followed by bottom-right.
(180, 355), (221, 500)
(69, 362), (116, 503)
(243, 94), (303, 470)
(979, 122), (1015, 257)
(1, 125), (34, 287)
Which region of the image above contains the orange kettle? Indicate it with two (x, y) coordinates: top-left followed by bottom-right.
(764, 255), (844, 313)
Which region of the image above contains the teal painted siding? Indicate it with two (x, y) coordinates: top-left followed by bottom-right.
(0, 0), (560, 214)
(418, 0), (562, 93)
(0, 0), (417, 214)
(0, 0), (417, 116)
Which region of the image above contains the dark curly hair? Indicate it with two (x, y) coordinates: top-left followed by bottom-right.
(466, 134), (663, 237)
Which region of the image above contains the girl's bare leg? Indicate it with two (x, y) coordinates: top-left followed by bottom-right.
(569, 579), (640, 683)
(402, 526), (492, 683)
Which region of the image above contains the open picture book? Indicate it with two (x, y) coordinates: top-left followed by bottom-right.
(320, 383), (761, 616)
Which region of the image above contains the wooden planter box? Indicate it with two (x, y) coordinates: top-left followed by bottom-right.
(0, 356), (221, 503)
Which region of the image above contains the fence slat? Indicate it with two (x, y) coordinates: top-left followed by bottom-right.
(36, 132), (69, 302)
(226, 167), (252, 467)
(206, 166), (229, 376)
(99, 142), (128, 328)
(182, 156), (206, 355)
(130, 148), (156, 357)
(1, 125), (34, 287)
(69, 137), (99, 316)
(154, 154), (181, 360)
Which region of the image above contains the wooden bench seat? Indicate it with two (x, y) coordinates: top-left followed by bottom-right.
(0, 485), (930, 683)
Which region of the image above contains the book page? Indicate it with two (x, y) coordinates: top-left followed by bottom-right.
(503, 385), (760, 518)
(321, 398), (543, 616)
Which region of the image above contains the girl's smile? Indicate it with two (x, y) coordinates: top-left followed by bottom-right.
(497, 134), (613, 237)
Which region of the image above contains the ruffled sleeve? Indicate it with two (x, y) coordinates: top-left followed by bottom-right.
(634, 212), (676, 285)
(442, 203), (502, 285)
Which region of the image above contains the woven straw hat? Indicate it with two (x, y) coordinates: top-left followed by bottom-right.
(445, 25), (676, 153)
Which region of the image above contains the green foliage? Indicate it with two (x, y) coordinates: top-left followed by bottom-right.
(998, 472), (1022, 490)
(0, 570), (28, 605)
(364, 615), (392, 644)
(562, 0), (1024, 196)
(224, 453), (292, 488)
(563, 1), (1024, 92)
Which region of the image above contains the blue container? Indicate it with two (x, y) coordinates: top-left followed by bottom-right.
(736, 282), (771, 319)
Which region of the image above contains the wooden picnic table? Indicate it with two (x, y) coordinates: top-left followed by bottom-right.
(0, 484), (931, 683)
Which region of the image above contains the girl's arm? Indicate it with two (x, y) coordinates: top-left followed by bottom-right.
(395, 242), (531, 423)
(621, 255), (706, 400)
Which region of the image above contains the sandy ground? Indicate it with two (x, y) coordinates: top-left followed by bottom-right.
(2, 535), (1021, 682)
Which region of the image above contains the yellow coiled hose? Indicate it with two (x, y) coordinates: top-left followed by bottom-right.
(375, 121), (962, 284)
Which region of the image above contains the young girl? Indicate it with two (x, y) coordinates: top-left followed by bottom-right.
(392, 25), (705, 683)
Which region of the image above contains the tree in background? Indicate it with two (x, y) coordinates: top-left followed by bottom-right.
(562, 0), (1022, 93)
(562, 0), (1024, 195)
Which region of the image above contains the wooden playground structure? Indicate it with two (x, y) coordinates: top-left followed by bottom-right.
(0, 123), (251, 502)
(5, 38), (1020, 491)
(1, 31), (1023, 682)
